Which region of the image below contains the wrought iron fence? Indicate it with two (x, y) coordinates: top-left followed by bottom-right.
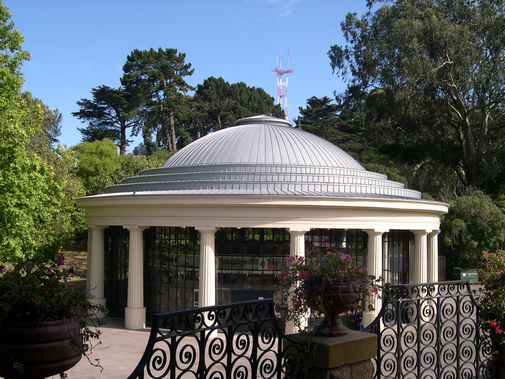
(365, 281), (496, 379)
(127, 299), (304, 379)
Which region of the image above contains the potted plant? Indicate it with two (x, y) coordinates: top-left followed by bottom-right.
(0, 252), (105, 378)
(476, 250), (505, 378)
(275, 243), (381, 336)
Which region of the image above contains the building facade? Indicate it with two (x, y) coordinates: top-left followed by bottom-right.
(77, 115), (448, 329)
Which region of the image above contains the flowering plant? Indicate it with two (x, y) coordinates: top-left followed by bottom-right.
(274, 243), (381, 334)
(476, 251), (505, 347)
(0, 253), (105, 375)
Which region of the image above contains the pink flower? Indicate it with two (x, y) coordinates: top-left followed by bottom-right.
(368, 304), (375, 311)
(55, 253), (65, 266)
(269, 266), (274, 272)
(373, 286), (378, 295)
(323, 243), (329, 248)
(353, 302), (358, 308)
(490, 320), (497, 328)
(285, 255), (297, 266)
(299, 270), (307, 277)
(496, 327), (504, 334)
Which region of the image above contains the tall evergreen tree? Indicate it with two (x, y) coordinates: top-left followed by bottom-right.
(121, 48), (194, 151)
(192, 76), (285, 137)
(73, 85), (140, 156)
(329, 0), (505, 194)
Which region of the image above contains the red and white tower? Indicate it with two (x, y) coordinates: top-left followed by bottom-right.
(272, 52), (293, 120)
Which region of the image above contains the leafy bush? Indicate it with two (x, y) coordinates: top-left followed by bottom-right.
(440, 192), (505, 269)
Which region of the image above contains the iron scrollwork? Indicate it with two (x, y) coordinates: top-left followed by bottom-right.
(127, 299), (303, 379)
(365, 281), (496, 379)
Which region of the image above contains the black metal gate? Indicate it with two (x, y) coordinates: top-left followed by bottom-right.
(366, 281), (496, 379)
(127, 299), (303, 379)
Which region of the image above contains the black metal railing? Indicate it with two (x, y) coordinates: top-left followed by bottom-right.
(127, 299), (304, 379)
(365, 281), (496, 379)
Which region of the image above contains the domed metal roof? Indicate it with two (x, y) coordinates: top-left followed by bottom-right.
(164, 115), (364, 170)
(104, 115), (421, 199)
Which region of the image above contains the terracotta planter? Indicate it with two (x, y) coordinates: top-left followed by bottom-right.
(305, 282), (358, 336)
(0, 318), (82, 379)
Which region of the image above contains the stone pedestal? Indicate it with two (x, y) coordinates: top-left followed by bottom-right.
(289, 331), (377, 379)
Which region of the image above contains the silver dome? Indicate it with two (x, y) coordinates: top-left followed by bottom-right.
(104, 115), (421, 199)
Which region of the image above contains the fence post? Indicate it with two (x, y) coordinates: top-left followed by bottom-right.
(290, 331), (377, 379)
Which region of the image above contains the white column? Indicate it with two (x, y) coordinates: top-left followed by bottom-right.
(363, 230), (384, 326)
(197, 228), (217, 308)
(289, 230), (307, 260)
(427, 230), (441, 283)
(412, 230), (429, 284)
(124, 225), (148, 330)
(286, 228), (309, 335)
(86, 227), (93, 293)
(87, 225), (107, 317)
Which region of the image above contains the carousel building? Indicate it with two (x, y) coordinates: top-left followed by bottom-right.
(77, 115), (449, 330)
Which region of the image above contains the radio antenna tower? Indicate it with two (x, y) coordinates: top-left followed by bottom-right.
(272, 52), (293, 120)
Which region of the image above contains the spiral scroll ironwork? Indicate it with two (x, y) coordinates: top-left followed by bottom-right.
(366, 281), (496, 379)
(127, 299), (303, 379)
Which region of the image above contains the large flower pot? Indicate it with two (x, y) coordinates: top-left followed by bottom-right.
(305, 282), (358, 336)
(0, 318), (82, 379)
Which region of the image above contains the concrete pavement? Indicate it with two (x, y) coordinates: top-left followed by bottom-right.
(48, 317), (151, 379)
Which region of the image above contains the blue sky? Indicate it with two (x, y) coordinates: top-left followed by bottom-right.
(5, 0), (369, 152)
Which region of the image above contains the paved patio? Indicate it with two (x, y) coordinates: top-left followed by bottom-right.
(48, 317), (150, 379)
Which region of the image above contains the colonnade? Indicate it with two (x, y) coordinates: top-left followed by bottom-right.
(86, 226), (440, 330)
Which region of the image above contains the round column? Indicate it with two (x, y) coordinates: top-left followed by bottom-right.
(363, 230), (384, 326)
(197, 228), (217, 308)
(286, 228), (309, 334)
(413, 230), (429, 284)
(124, 225), (148, 330)
(427, 230), (441, 282)
(87, 225), (107, 318)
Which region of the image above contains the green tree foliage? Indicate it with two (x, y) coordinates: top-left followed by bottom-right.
(359, 149), (409, 187)
(72, 85), (141, 156)
(298, 96), (339, 142)
(297, 88), (367, 159)
(192, 76), (236, 134)
(440, 192), (505, 269)
(23, 92), (62, 152)
(121, 48), (194, 151)
(329, 0), (505, 194)
(192, 76), (285, 137)
(73, 139), (121, 196)
(73, 138), (161, 196)
(0, 4), (83, 261)
(229, 81), (285, 120)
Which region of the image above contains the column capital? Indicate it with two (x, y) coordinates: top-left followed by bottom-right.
(195, 226), (217, 233)
(123, 225), (149, 232)
(429, 230), (441, 237)
(412, 229), (431, 236)
(288, 228), (310, 235)
(363, 229), (386, 236)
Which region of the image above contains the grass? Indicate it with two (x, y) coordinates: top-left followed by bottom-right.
(61, 240), (87, 290)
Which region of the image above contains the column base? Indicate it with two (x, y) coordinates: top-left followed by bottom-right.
(125, 307), (146, 330)
(89, 298), (107, 318)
